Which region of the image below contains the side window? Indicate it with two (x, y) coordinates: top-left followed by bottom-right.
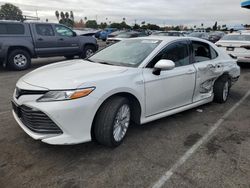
(0, 24), (24, 34)
(36, 24), (54, 36)
(192, 41), (211, 63)
(55, 25), (73, 37)
(147, 41), (190, 68)
(0, 24), (7, 34)
(210, 46), (218, 59)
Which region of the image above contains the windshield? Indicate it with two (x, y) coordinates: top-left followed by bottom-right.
(221, 34), (250, 41)
(116, 33), (135, 38)
(89, 39), (161, 67)
(154, 32), (179, 36)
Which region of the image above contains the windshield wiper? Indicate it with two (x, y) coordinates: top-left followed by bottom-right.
(85, 59), (94, 62)
(96, 61), (114, 66)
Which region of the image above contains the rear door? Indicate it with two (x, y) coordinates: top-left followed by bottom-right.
(54, 24), (80, 55)
(191, 40), (224, 102)
(33, 23), (61, 56)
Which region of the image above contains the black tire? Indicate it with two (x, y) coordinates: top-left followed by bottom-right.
(64, 56), (74, 60)
(8, 49), (31, 70)
(94, 97), (131, 147)
(81, 45), (96, 59)
(213, 76), (230, 103)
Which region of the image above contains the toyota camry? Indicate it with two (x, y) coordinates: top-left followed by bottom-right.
(12, 36), (240, 147)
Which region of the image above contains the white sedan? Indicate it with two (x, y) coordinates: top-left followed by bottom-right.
(12, 36), (240, 147)
(216, 32), (250, 63)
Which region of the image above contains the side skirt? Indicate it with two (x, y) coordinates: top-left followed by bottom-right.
(141, 96), (213, 124)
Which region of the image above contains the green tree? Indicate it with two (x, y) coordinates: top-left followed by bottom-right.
(0, 3), (23, 21)
(213, 21), (218, 31)
(58, 11), (74, 28)
(133, 23), (140, 30)
(85, 20), (98, 29)
(147, 23), (160, 30)
(99, 22), (107, 29)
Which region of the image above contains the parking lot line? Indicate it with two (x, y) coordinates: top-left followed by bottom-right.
(0, 110), (11, 116)
(151, 89), (250, 188)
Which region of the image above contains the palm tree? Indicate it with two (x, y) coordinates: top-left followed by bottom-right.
(60, 12), (65, 20)
(65, 12), (69, 19)
(55, 11), (59, 20)
(70, 11), (74, 21)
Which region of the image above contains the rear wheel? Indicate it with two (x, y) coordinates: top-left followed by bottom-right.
(81, 45), (96, 59)
(8, 49), (31, 70)
(213, 76), (230, 103)
(94, 97), (131, 147)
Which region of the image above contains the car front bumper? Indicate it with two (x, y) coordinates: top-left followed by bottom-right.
(12, 94), (98, 145)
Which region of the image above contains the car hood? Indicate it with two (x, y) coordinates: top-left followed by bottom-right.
(20, 59), (129, 90)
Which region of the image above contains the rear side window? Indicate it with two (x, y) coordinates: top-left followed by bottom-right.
(0, 23), (24, 34)
(36, 24), (54, 36)
(192, 41), (217, 63)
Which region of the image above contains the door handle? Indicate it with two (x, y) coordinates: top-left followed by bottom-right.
(37, 38), (43, 41)
(58, 38), (64, 41)
(186, 69), (195, 74)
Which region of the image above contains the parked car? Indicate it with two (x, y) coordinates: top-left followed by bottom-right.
(74, 28), (102, 37)
(106, 31), (148, 44)
(216, 33), (250, 63)
(0, 21), (98, 70)
(208, 31), (225, 43)
(188, 32), (209, 40)
(107, 30), (127, 38)
(12, 37), (240, 147)
(99, 28), (118, 41)
(152, 31), (185, 37)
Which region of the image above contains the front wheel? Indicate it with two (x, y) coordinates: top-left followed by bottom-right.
(94, 97), (131, 147)
(213, 76), (230, 103)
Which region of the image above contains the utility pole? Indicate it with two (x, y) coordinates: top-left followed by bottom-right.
(35, 10), (38, 19)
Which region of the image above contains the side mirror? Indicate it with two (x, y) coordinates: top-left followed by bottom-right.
(72, 31), (77, 37)
(153, 59), (175, 75)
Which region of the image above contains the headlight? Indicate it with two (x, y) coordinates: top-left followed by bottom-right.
(37, 87), (95, 102)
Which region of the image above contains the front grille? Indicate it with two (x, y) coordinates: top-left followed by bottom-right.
(12, 103), (62, 134)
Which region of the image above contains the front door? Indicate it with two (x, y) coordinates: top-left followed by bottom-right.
(143, 40), (196, 116)
(54, 24), (80, 55)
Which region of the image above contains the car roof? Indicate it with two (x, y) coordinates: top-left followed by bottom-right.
(227, 32), (250, 36)
(130, 36), (211, 44)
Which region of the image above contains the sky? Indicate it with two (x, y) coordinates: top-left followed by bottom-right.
(0, 0), (249, 27)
